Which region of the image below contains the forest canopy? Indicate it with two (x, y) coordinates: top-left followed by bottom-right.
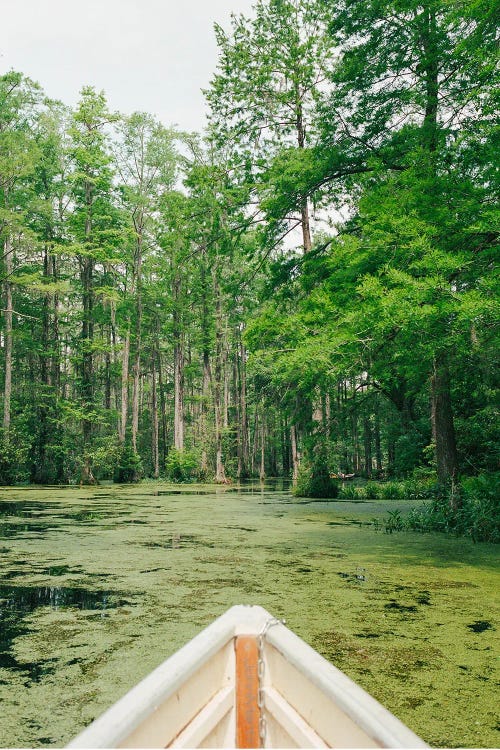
(0, 1), (498, 523)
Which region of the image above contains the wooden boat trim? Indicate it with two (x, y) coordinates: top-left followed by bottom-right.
(263, 687), (328, 748)
(67, 605), (428, 749)
(264, 618), (426, 748)
(170, 685), (234, 748)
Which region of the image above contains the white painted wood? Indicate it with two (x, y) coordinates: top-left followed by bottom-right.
(265, 622), (427, 748)
(67, 608), (243, 749)
(265, 640), (379, 748)
(67, 605), (428, 749)
(120, 642), (234, 748)
(169, 685), (234, 748)
(263, 686), (328, 748)
(200, 706), (235, 748)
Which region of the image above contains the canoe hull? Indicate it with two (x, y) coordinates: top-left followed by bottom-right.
(68, 605), (427, 749)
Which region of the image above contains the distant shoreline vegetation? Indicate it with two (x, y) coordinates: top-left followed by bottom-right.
(0, 0), (497, 544)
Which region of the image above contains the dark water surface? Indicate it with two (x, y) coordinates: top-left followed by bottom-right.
(0, 481), (498, 747)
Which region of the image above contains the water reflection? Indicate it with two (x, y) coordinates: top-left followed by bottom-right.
(0, 585), (132, 682)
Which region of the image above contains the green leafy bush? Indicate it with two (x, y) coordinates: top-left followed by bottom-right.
(114, 441), (143, 483)
(460, 473), (500, 543)
(365, 481), (382, 499)
(384, 509), (404, 533)
(338, 484), (366, 499)
(398, 473), (499, 542)
(91, 436), (122, 480)
(165, 448), (199, 482)
(293, 457), (338, 499)
(0, 430), (30, 485)
(382, 481), (405, 499)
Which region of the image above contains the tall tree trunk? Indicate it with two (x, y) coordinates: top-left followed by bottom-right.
(79, 181), (96, 485)
(236, 332), (249, 478)
(80, 255), (95, 484)
(151, 351), (159, 479)
(431, 354), (459, 492)
(131, 231), (143, 455)
(374, 397), (383, 474)
(214, 276), (227, 482)
(223, 341), (229, 430)
(3, 235), (13, 437)
(120, 327), (131, 443)
(421, 5), (439, 153)
(363, 415), (373, 477)
(200, 256), (212, 476)
(250, 410), (258, 476)
(201, 349), (212, 476)
(33, 243), (52, 482)
(281, 416), (290, 477)
(296, 101), (312, 252)
(290, 424), (299, 482)
(351, 412), (360, 473)
(155, 324), (168, 467)
(259, 420), (266, 482)
(173, 273), (184, 451)
(51, 253), (60, 392)
(259, 404), (266, 481)
(104, 321), (111, 411)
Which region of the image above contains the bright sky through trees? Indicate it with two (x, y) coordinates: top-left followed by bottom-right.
(0, 0), (255, 132)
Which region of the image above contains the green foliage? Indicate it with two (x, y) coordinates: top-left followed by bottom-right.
(364, 481), (382, 499)
(392, 433), (425, 477)
(90, 436), (122, 480)
(384, 509), (404, 534)
(114, 440), (143, 484)
(386, 473), (500, 542)
(0, 0), (497, 558)
(0, 430), (30, 485)
(337, 484), (366, 500)
(294, 455), (339, 499)
(165, 449), (200, 483)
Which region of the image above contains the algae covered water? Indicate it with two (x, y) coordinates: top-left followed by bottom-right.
(0, 482), (498, 748)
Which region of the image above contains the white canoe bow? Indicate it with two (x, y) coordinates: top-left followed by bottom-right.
(68, 605), (427, 749)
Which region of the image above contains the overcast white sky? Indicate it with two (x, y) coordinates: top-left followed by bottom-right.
(0, 0), (256, 133)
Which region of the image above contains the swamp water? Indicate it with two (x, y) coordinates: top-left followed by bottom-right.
(0, 482), (498, 748)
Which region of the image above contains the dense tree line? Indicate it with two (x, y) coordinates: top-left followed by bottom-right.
(0, 0), (498, 508)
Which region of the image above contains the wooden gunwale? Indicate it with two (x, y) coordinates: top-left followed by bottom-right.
(67, 605), (428, 749)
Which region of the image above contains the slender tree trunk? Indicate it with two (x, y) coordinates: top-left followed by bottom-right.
(281, 416), (290, 476)
(155, 325), (167, 467)
(201, 349), (212, 476)
(290, 424), (299, 482)
(214, 277), (227, 482)
(238, 334), (249, 478)
(259, 404), (266, 481)
(296, 100), (312, 252)
(151, 352), (159, 479)
(51, 254), (60, 392)
(3, 236), (13, 437)
(173, 273), (184, 451)
(131, 231), (143, 455)
(33, 243), (53, 482)
(363, 415), (373, 477)
(223, 336), (229, 430)
(250, 410), (258, 476)
(80, 254), (96, 484)
(421, 5), (439, 154)
(200, 256), (212, 476)
(104, 320), (111, 411)
(120, 327), (130, 443)
(374, 397), (383, 474)
(351, 413), (360, 473)
(431, 354), (459, 492)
